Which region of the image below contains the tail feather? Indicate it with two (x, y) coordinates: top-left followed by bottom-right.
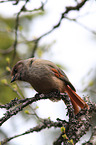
(65, 85), (88, 114)
(70, 97), (80, 114)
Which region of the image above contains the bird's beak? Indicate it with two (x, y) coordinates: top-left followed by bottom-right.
(11, 75), (16, 83)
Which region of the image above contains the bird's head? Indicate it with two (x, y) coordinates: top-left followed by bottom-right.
(11, 61), (25, 83)
(11, 58), (36, 83)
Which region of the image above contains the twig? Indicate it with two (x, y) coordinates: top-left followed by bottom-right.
(65, 16), (96, 35)
(1, 119), (66, 145)
(0, 0), (21, 4)
(82, 126), (96, 145)
(0, 46), (13, 54)
(13, 0), (28, 59)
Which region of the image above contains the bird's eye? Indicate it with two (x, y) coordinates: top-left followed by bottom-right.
(14, 68), (17, 73)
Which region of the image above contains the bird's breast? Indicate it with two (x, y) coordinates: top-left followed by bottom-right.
(28, 71), (64, 94)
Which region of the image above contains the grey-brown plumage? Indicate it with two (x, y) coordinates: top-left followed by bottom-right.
(11, 58), (88, 114)
(11, 58), (74, 93)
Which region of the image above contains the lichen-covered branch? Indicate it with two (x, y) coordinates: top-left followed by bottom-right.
(0, 91), (96, 145)
(0, 92), (71, 126)
(1, 118), (67, 145)
(82, 126), (96, 145)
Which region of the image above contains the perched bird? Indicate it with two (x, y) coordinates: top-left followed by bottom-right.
(11, 58), (88, 114)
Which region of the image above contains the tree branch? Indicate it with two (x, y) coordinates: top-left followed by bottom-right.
(1, 119), (67, 145)
(82, 126), (96, 145)
(0, 92), (70, 126)
(13, 0), (29, 60)
(65, 16), (96, 35)
(0, 91), (95, 145)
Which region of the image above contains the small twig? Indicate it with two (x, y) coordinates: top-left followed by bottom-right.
(0, 46), (13, 54)
(25, 1), (46, 13)
(8, 83), (23, 99)
(65, 16), (96, 35)
(12, 0), (29, 60)
(0, 0), (22, 4)
(82, 126), (96, 145)
(1, 119), (66, 145)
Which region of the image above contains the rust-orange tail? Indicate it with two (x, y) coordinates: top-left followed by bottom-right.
(65, 85), (88, 114)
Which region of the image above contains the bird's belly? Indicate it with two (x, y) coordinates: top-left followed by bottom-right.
(30, 75), (64, 94)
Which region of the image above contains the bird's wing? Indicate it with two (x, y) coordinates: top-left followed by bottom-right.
(49, 64), (76, 92)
